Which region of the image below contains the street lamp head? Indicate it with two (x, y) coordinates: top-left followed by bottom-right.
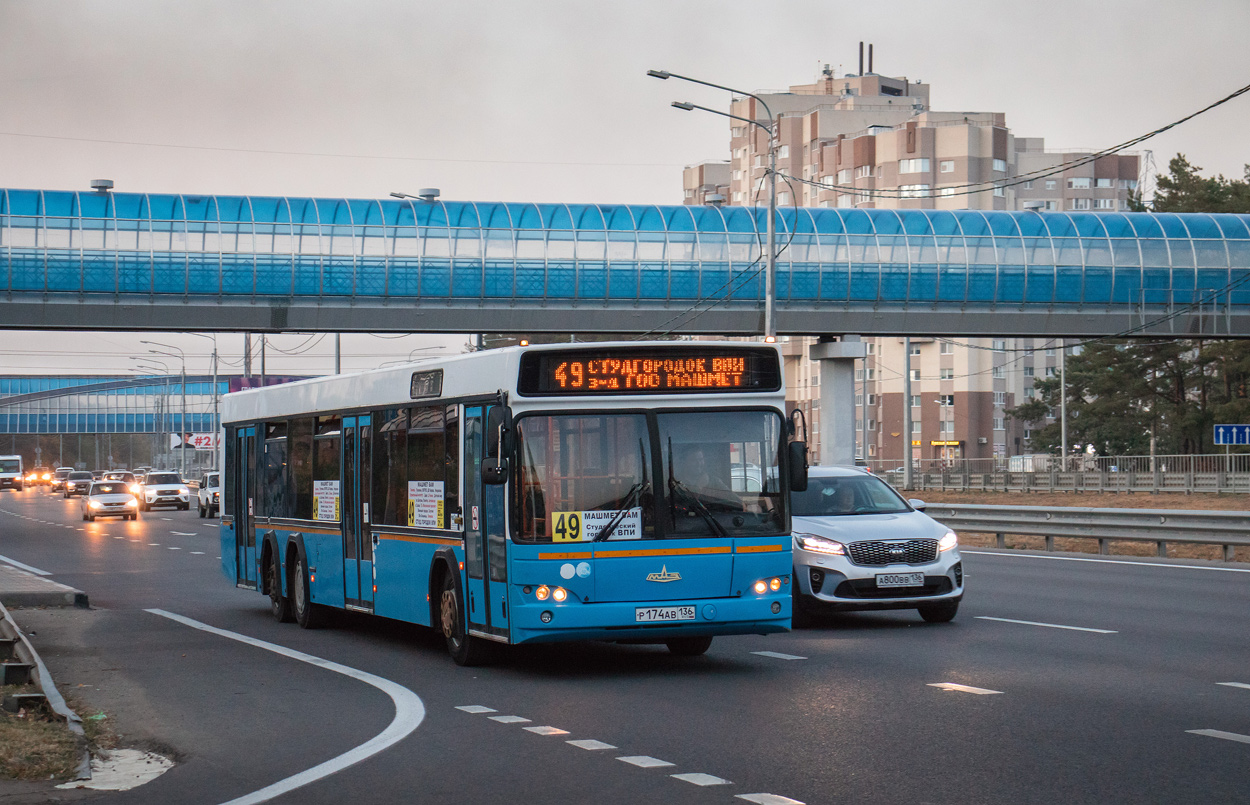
(389, 192), (407, 199)
(647, 69), (671, 80)
(671, 101), (696, 111)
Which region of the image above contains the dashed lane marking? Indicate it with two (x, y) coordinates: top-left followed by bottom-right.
(168, 547), (181, 551)
(147, 543), (161, 546)
(489, 715), (530, 724)
(673, 773), (731, 786)
(751, 651), (807, 660)
(455, 705), (496, 714)
(929, 683), (1003, 695)
(1187, 729), (1250, 744)
(146, 609), (425, 805)
(618, 756), (674, 768)
(524, 726), (569, 736)
(1217, 682), (1250, 690)
(737, 795), (805, 805)
(976, 616), (1117, 634)
(567, 739), (616, 750)
(191, 551), (205, 555)
(171, 531), (197, 536)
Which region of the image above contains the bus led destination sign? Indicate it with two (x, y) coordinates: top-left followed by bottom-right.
(518, 347), (780, 396)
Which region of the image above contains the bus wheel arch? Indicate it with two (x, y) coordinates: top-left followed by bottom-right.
(289, 535), (327, 629)
(431, 549), (492, 666)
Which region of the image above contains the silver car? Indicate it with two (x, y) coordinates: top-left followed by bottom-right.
(791, 466), (963, 624)
(138, 471), (191, 511)
(82, 481), (139, 521)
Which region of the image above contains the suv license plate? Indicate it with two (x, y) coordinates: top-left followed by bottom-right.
(635, 606), (696, 623)
(876, 572), (925, 588)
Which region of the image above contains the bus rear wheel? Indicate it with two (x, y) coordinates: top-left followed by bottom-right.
(666, 636), (713, 656)
(439, 574), (492, 667)
(268, 553), (293, 623)
(292, 555), (327, 629)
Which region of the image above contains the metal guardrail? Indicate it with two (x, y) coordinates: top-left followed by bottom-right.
(921, 503), (1250, 562)
(892, 471), (1250, 495)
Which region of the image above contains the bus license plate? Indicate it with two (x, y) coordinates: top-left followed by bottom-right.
(635, 606), (696, 623)
(876, 572), (925, 588)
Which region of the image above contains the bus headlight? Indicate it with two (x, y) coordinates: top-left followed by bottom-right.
(939, 531), (959, 552)
(535, 585), (550, 601)
(551, 587), (568, 602)
(753, 577), (783, 595)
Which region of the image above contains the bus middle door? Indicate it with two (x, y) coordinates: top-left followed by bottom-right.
(341, 416), (374, 611)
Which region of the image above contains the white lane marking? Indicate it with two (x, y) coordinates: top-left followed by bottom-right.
(929, 682), (1003, 695)
(191, 551), (205, 555)
(963, 550), (1250, 574)
(171, 531), (197, 536)
(673, 773), (731, 786)
(146, 609), (425, 805)
(737, 795), (805, 805)
(161, 518), (173, 521)
(618, 756), (674, 768)
(751, 651), (807, 660)
(168, 547), (181, 551)
(524, 726), (569, 736)
(1217, 682), (1250, 690)
(0, 554), (53, 576)
(114, 536), (125, 540)
(489, 715), (531, 724)
(568, 739), (616, 750)
(148, 543), (161, 546)
(455, 705), (496, 714)
(204, 524), (219, 528)
(976, 616), (1117, 634)
(1187, 729), (1250, 744)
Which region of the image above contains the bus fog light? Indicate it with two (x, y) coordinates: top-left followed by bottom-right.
(536, 585), (550, 600)
(752, 580), (767, 594)
(552, 587), (568, 602)
(771, 601), (782, 614)
(769, 577), (782, 592)
(540, 611), (553, 623)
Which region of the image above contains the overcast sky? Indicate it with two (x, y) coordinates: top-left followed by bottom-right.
(2, 0), (1249, 374)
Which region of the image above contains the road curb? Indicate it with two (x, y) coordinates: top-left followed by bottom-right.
(0, 589), (90, 609)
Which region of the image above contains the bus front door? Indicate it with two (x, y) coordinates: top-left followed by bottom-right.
(234, 426), (258, 589)
(464, 405), (509, 640)
(342, 416), (374, 611)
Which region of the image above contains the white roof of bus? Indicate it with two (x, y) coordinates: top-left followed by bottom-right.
(222, 340), (782, 424)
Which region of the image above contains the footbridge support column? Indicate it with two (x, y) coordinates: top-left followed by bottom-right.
(810, 336), (867, 468)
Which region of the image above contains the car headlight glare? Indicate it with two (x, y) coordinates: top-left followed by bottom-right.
(794, 533), (846, 556)
(179, 487), (189, 495)
(128, 484), (140, 494)
(125, 498), (138, 507)
(88, 500), (101, 509)
(939, 531), (958, 552)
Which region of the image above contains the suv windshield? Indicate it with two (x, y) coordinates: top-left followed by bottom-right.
(204, 474), (219, 489)
(513, 409), (785, 543)
(68, 472), (93, 480)
(146, 473), (181, 485)
(791, 474), (911, 517)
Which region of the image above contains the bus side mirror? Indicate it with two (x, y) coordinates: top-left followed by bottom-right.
(788, 441), (808, 492)
(482, 458), (508, 485)
(483, 404), (512, 485)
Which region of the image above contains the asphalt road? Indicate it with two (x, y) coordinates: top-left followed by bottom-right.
(0, 486), (1248, 804)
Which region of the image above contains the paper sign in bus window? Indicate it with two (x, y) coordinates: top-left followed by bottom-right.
(408, 480), (445, 528)
(551, 508), (641, 542)
(313, 480), (340, 521)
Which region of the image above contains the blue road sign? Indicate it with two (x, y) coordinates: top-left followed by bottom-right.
(1214, 424), (1250, 445)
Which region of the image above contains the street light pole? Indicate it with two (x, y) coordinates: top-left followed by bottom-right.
(651, 69), (778, 341)
(186, 333), (220, 471)
(143, 342), (188, 477)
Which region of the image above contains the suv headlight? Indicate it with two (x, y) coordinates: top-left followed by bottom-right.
(939, 531), (959, 552)
(794, 533), (846, 556)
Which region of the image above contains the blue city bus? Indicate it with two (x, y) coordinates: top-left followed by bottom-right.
(220, 341), (805, 664)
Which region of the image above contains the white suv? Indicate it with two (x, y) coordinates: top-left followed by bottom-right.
(791, 466), (963, 625)
(138, 471), (191, 511)
(197, 472), (220, 518)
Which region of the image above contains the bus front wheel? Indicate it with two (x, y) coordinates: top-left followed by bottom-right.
(666, 636), (713, 656)
(439, 574), (492, 667)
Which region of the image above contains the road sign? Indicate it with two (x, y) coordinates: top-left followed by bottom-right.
(1213, 424), (1250, 445)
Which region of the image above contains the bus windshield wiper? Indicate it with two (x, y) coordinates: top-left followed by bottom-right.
(668, 477), (729, 538)
(591, 480), (648, 542)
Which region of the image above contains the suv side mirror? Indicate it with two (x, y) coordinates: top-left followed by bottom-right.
(788, 441), (808, 492)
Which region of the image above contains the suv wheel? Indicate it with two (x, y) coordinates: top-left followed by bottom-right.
(918, 600), (959, 623)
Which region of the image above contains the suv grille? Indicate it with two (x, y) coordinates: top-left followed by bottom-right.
(847, 539), (938, 566)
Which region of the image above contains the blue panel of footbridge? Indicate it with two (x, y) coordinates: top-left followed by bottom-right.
(3, 189), (1249, 310)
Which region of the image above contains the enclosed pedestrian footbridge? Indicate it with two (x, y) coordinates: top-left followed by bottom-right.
(1, 188), (1247, 336)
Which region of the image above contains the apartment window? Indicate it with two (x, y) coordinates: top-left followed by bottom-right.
(1022, 180), (1033, 189)
(867, 394), (876, 406)
(992, 340), (1006, 351)
(940, 341), (954, 354)
(940, 368), (954, 380)
(732, 127), (745, 138)
(734, 148), (746, 159)
(1024, 366), (1034, 377)
(866, 343), (875, 355)
(732, 192), (744, 203)
(910, 344), (922, 356)
(939, 160), (955, 173)
(684, 189), (694, 199)
(899, 158), (930, 174)
(732, 170), (742, 181)
(993, 391), (1006, 405)
(821, 175), (835, 187)
(1025, 387), (1036, 399)
(900, 184), (931, 198)
(1119, 179), (1139, 190)
(837, 169), (851, 184)
(1045, 180), (1057, 190)
(910, 395), (921, 407)
(1046, 366), (1056, 377)
(1070, 198), (1091, 211)
(938, 187), (956, 197)
(1045, 348), (1055, 356)
(1024, 429), (1032, 439)
(939, 394), (955, 407)
(868, 444), (876, 456)
(993, 158), (1007, 173)
(1094, 198), (1115, 209)
(994, 185), (1005, 197)
(912, 421), (922, 434)
(811, 371), (819, 386)
(754, 155), (765, 167)
(777, 191), (791, 205)
(777, 145), (790, 159)
(908, 369), (920, 381)
(1042, 200), (1058, 211)
(940, 420), (955, 435)
(992, 366), (1004, 379)
(1096, 178), (1113, 188)
(837, 194), (854, 208)
(868, 419), (877, 431)
(856, 165), (872, 178)
(993, 417), (1005, 430)
(1068, 177), (1092, 189)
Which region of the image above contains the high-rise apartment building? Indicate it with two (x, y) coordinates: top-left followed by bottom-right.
(684, 57), (1137, 465)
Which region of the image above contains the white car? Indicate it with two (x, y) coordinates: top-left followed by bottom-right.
(138, 471), (191, 511)
(197, 472), (220, 518)
(790, 466), (963, 625)
(82, 480), (140, 521)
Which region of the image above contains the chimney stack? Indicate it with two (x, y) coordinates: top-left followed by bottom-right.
(868, 43), (874, 74)
(858, 41), (863, 76)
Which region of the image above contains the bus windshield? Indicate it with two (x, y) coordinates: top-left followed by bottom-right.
(513, 409), (785, 543)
